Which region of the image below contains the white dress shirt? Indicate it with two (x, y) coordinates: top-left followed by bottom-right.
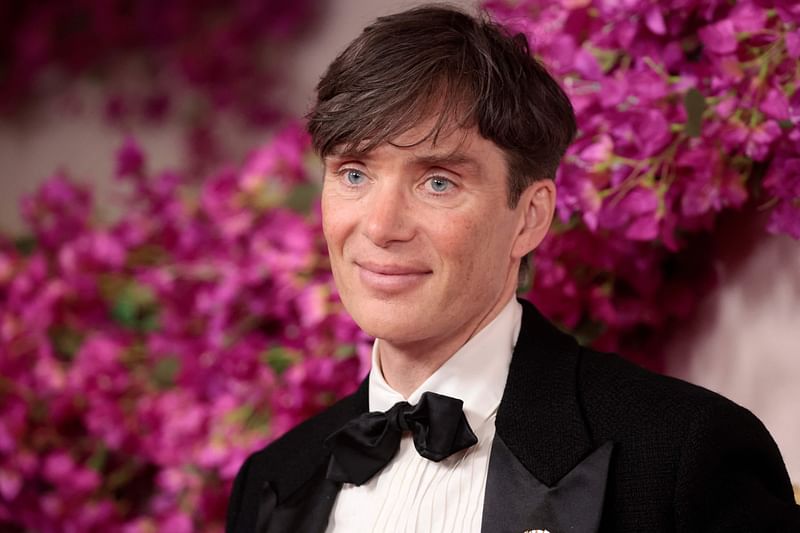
(325, 297), (522, 532)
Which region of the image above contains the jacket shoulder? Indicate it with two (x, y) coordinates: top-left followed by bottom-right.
(226, 383), (366, 531)
(579, 348), (729, 406)
(576, 346), (767, 440)
(577, 348), (797, 530)
(245, 384), (365, 496)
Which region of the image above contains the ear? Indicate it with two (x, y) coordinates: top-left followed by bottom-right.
(511, 179), (556, 259)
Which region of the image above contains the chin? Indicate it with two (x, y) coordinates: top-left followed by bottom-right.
(343, 296), (428, 342)
(356, 320), (423, 345)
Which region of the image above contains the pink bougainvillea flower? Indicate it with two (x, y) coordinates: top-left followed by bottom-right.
(644, 6), (667, 36)
(785, 31), (800, 58)
(1, 123), (365, 531)
(760, 88), (791, 121)
(487, 0), (798, 366)
(745, 120), (783, 161)
(239, 123), (312, 187)
(599, 186), (661, 241)
(116, 136), (145, 180)
(767, 200), (800, 239)
(2, 2), (800, 531)
(698, 19), (738, 54)
(20, 173), (92, 249)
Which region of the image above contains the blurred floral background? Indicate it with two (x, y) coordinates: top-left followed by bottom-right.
(1, 0), (799, 531)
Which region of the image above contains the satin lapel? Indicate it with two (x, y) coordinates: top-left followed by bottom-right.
(496, 299), (596, 485)
(481, 436), (613, 533)
(482, 299), (612, 532)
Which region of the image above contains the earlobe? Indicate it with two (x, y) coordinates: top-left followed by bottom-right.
(511, 180), (556, 258)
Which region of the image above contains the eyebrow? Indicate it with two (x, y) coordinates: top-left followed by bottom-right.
(407, 153), (480, 172)
(325, 150), (481, 173)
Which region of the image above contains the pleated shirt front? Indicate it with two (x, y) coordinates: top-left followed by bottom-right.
(325, 297), (521, 533)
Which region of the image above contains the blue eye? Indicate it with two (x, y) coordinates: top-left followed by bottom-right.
(345, 169), (366, 185)
(428, 177), (452, 193)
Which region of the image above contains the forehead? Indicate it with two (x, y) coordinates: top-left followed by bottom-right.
(326, 119), (503, 173)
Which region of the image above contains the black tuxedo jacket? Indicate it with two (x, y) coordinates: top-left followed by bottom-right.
(227, 299), (800, 532)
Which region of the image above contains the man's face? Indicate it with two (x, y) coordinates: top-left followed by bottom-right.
(321, 121), (539, 348)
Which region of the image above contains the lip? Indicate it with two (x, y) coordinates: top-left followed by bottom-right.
(355, 261), (432, 293)
(356, 261), (431, 275)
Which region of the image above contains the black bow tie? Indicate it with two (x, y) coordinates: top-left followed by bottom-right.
(324, 391), (478, 486)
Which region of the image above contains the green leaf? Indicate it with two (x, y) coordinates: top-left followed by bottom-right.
(87, 444), (109, 472)
(684, 88), (707, 138)
(109, 281), (160, 332)
(14, 236), (37, 256)
(334, 344), (356, 359)
(285, 183), (321, 213)
(29, 399), (48, 423)
(112, 297), (137, 326)
(585, 44), (620, 73)
(106, 463), (138, 492)
(262, 347), (295, 375)
(49, 326), (85, 361)
(243, 408), (269, 431)
(225, 405), (254, 424)
(153, 356), (181, 389)
(572, 319), (606, 346)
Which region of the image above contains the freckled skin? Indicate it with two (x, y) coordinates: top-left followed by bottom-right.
(321, 120), (555, 393)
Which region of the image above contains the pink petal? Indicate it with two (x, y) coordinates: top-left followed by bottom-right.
(699, 19), (738, 54)
(645, 7), (666, 35)
(785, 31), (800, 58)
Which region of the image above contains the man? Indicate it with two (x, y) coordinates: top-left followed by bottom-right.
(227, 5), (799, 532)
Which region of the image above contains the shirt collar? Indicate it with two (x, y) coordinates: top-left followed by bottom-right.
(368, 297), (522, 431)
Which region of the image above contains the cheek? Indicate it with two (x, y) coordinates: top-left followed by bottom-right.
(321, 215), (338, 249)
(321, 195), (350, 253)
(434, 212), (516, 278)
(431, 214), (487, 270)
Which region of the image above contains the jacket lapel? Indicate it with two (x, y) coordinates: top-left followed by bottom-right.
(259, 475), (342, 533)
(256, 379), (369, 533)
(482, 299), (614, 533)
(251, 299), (613, 533)
(482, 436), (613, 533)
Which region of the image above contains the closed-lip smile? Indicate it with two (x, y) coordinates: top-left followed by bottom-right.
(355, 261), (432, 292)
(356, 261), (431, 275)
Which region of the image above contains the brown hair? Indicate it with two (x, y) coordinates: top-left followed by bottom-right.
(306, 4), (577, 207)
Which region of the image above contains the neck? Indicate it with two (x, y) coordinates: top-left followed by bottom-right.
(378, 286), (517, 398)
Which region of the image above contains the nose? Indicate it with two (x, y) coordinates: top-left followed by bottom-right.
(362, 182), (414, 247)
